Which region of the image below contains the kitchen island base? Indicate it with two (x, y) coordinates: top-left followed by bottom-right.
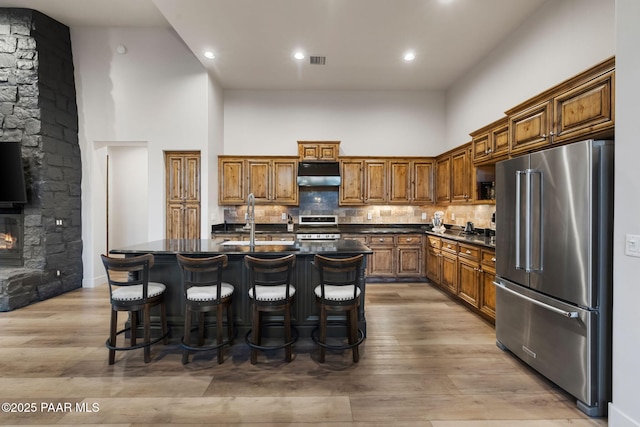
(110, 239), (372, 343)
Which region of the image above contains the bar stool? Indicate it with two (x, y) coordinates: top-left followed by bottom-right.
(312, 254), (366, 363)
(176, 254), (235, 365)
(101, 253), (169, 364)
(244, 254), (298, 364)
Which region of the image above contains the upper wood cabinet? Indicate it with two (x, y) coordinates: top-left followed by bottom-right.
(388, 159), (434, 204)
(219, 157), (245, 205)
(470, 117), (509, 165)
(218, 156), (298, 205)
(339, 158), (387, 205)
(247, 158), (298, 205)
(436, 144), (472, 203)
(451, 145), (472, 203)
(340, 159), (364, 205)
(507, 57), (614, 156)
(435, 155), (451, 203)
(297, 141), (340, 161)
(340, 157), (434, 206)
(364, 159), (387, 204)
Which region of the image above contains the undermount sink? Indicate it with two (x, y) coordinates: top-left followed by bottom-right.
(221, 240), (296, 246)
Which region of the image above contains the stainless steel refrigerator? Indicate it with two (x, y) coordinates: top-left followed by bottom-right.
(495, 139), (613, 417)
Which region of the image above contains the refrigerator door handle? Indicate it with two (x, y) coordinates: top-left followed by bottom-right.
(515, 171), (524, 270)
(524, 169), (533, 272)
(528, 169), (543, 272)
(493, 281), (579, 318)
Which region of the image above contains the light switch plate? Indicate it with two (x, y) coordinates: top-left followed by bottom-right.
(625, 234), (640, 257)
(421, 212), (427, 220)
(367, 212), (373, 220)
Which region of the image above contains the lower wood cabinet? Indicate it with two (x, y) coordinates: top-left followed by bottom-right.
(367, 235), (395, 277)
(479, 249), (497, 318)
(426, 235), (496, 322)
(457, 243), (481, 307)
(426, 236), (442, 284)
(397, 235), (423, 277)
(440, 240), (458, 295)
(344, 233), (424, 279)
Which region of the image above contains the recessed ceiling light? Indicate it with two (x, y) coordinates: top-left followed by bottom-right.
(203, 51), (215, 60)
(294, 51), (305, 60)
(403, 52), (416, 61)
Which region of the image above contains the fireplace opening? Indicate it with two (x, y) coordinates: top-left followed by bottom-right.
(0, 208), (23, 267)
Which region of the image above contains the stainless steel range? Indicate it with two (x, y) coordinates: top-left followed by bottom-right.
(296, 215), (341, 240)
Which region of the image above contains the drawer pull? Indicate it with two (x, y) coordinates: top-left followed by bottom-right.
(447, 244), (451, 248)
(406, 238), (412, 242)
(491, 257), (496, 262)
(466, 250), (471, 254)
(494, 282), (579, 318)
(379, 238), (384, 242)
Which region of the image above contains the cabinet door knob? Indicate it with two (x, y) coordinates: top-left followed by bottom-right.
(491, 257), (496, 262)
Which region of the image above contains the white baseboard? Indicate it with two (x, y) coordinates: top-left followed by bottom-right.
(609, 403), (640, 427)
(82, 274), (106, 288)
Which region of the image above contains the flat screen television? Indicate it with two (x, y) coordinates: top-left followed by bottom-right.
(0, 142), (28, 203)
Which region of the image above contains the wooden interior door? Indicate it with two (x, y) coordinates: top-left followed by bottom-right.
(165, 151), (201, 239)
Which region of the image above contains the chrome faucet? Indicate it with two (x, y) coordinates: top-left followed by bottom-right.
(247, 193), (256, 248)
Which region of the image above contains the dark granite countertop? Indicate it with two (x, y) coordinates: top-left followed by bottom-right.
(211, 223), (429, 235)
(110, 239), (373, 256)
(210, 223), (494, 248)
(425, 229), (495, 249)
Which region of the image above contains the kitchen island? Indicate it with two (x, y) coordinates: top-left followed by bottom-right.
(110, 239), (373, 340)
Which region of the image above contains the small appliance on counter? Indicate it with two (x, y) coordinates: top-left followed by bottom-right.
(431, 211), (445, 233)
(287, 214), (294, 232)
(462, 221), (475, 234)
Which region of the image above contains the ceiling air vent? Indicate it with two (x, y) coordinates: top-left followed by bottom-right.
(310, 56), (326, 65)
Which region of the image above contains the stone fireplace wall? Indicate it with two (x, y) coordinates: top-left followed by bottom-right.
(0, 8), (81, 311)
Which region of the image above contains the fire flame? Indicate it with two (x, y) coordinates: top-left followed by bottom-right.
(0, 232), (17, 250)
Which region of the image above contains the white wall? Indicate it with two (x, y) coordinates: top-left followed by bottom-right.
(107, 145), (148, 250)
(610, 1), (640, 425)
(72, 27), (213, 286)
(207, 73), (225, 225)
(223, 90), (445, 156)
(445, 0), (615, 149)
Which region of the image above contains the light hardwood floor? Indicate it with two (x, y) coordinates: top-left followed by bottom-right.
(0, 282), (607, 426)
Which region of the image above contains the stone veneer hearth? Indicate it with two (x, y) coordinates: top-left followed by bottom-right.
(0, 8), (81, 311)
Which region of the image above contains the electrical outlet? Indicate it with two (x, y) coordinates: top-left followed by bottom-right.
(55, 270), (61, 277)
(367, 212), (373, 220)
(451, 213), (455, 220)
(55, 219), (63, 226)
(625, 234), (640, 258)
(282, 213), (287, 221)
(421, 212), (427, 220)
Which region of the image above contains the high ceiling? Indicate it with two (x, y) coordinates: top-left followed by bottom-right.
(0, 0), (547, 90)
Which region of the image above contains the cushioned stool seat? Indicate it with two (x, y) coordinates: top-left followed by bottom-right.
(244, 254), (298, 364)
(177, 254), (235, 365)
(312, 254), (366, 363)
(101, 253), (169, 365)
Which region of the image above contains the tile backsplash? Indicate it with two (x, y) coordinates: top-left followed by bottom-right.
(223, 189), (495, 229)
